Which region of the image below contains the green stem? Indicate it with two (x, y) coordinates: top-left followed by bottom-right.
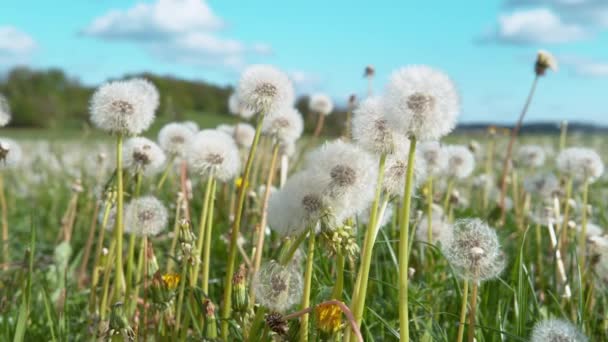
(156, 155), (175, 191)
(299, 230), (316, 342)
(443, 178), (454, 213)
(457, 279), (469, 342)
(579, 178), (589, 272)
(279, 228), (310, 266)
(560, 178), (573, 253)
(174, 250), (190, 336)
(191, 175), (214, 287)
(221, 111), (265, 340)
(113, 134), (126, 298)
(125, 172), (142, 310)
(467, 280), (479, 342)
(247, 307), (267, 341)
(332, 250), (345, 300)
(426, 177), (433, 244)
(89, 198), (113, 314)
(99, 239), (116, 320)
(398, 136), (417, 342)
(202, 178), (217, 294)
(0, 174), (8, 271)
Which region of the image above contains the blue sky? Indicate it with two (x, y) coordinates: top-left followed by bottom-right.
(1, 0), (607, 124)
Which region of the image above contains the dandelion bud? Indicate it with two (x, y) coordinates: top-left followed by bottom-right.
(124, 196), (168, 237)
(265, 312), (289, 337)
(158, 122), (194, 158)
(0, 94), (11, 127)
(203, 299), (218, 340)
(150, 271), (177, 310)
(364, 65), (375, 78)
(106, 302), (135, 341)
(531, 318), (587, 342)
(253, 260), (303, 313)
(557, 147), (604, 183)
(178, 219), (197, 264)
(316, 303), (342, 335)
(0, 138), (21, 169)
(535, 50), (558, 76)
(309, 93), (334, 116)
(232, 264), (249, 313)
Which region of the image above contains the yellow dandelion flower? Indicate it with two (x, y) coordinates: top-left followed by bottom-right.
(315, 303), (342, 334)
(162, 273), (180, 290)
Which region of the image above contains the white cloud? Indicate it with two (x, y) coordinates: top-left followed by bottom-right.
(82, 0), (269, 70)
(289, 70), (322, 91)
(482, 8), (588, 44)
(561, 55), (608, 77)
(504, 0), (608, 28)
(0, 26), (36, 58)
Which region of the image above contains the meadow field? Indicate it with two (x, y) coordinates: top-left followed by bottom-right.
(0, 60), (606, 342)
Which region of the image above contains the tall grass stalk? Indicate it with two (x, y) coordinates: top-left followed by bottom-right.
(299, 229), (316, 342)
(202, 178), (217, 293)
(191, 174), (214, 286)
(0, 173), (9, 270)
(457, 279), (469, 342)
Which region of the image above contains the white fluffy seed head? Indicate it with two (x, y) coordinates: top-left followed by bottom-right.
(253, 260), (303, 313)
(89, 79), (158, 135)
(441, 219), (505, 282)
(384, 66), (460, 141)
(516, 144), (546, 168)
(536, 50), (558, 75)
(262, 106), (304, 144)
(182, 121), (199, 133)
(0, 94), (11, 127)
(233, 123), (255, 149)
(187, 129), (241, 182)
(308, 93), (334, 116)
(125, 196), (168, 237)
(130, 78), (160, 113)
(228, 92), (256, 119)
(268, 171), (326, 237)
(557, 147), (604, 182)
(0, 138), (22, 169)
(418, 141), (448, 177)
(531, 318), (587, 342)
(382, 138), (427, 197)
(122, 137), (166, 176)
(416, 209), (451, 244)
(305, 140), (378, 221)
(158, 122), (195, 158)
(444, 145), (475, 179)
(237, 65), (294, 114)
(352, 96), (399, 155)
(523, 173), (560, 198)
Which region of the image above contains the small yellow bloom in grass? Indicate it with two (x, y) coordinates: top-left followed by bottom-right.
(162, 273), (180, 290)
(315, 303), (342, 334)
(235, 177), (248, 189)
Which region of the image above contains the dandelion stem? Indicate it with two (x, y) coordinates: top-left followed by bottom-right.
(166, 194), (183, 273)
(579, 178), (589, 273)
(125, 172), (142, 310)
(89, 197), (113, 314)
(332, 249), (345, 300)
(156, 155), (175, 191)
(467, 280), (479, 342)
(0, 173), (9, 271)
(299, 229), (316, 342)
(426, 177), (434, 244)
(221, 111), (265, 340)
(175, 246), (190, 336)
(191, 174), (214, 287)
(457, 279), (469, 342)
(113, 134), (126, 298)
(202, 177), (217, 294)
(559, 177), (573, 253)
(279, 228), (310, 266)
(443, 178), (454, 213)
(398, 136), (417, 342)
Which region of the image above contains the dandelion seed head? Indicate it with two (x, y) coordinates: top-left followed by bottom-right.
(158, 122), (195, 158)
(536, 50), (558, 76)
(237, 65), (294, 114)
(441, 219), (505, 281)
(182, 121), (199, 133)
(130, 78), (160, 113)
(523, 173), (560, 198)
(516, 144), (546, 168)
(125, 196), (168, 237)
(309, 93), (334, 116)
(228, 92), (256, 119)
(90, 79), (158, 135)
(0, 94), (11, 127)
(557, 147), (604, 182)
(122, 137), (166, 176)
(444, 145), (475, 179)
(384, 66), (460, 140)
(233, 123), (255, 149)
(531, 318), (587, 342)
(262, 106), (304, 144)
(0, 138), (21, 169)
(382, 138), (427, 197)
(187, 129), (241, 182)
(352, 96), (400, 155)
(416, 208), (451, 244)
(418, 141), (448, 177)
(253, 260), (303, 313)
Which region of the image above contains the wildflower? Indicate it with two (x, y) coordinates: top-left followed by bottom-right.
(89, 79), (158, 135)
(516, 144), (546, 168)
(384, 65), (460, 140)
(122, 137), (166, 176)
(130, 78), (160, 113)
(316, 303), (343, 334)
(535, 50), (558, 76)
(204, 299), (218, 339)
(233, 123), (255, 149)
(383, 138), (427, 197)
(0, 138), (22, 169)
(161, 273), (180, 290)
(262, 106), (304, 144)
(309, 93), (334, 116)
(106, 302), (135, 341)
(523, 173), (560, 198)
(124, 196), (168, 237)
(441, 219), (505, 281)
(444, 145), (475, 179)
(305, 140), (378, 220)
(352, 96), (400, 155)
(158, 122), (195, 158)
(0, 94), (11, 127)
(252, 260), (303, 313)
(418, 141), (448, 177)
(187, 129), (241, 182)
(557, 147), (604, 182)
(232, 264), (249, 312)
(237, 65), (294, 114)
(228, 92), (256, 119)
(530, 318), (587, 342)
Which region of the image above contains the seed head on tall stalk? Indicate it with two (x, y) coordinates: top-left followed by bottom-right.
(0, 138), (21, 271)
(309, 93), (334, 138)
(499, 50), (557, 225)
(364, 65), (375, 97)
(220, 64), (294, 340)
(383, 65), (460, 341)
(89, 78), (159, 298)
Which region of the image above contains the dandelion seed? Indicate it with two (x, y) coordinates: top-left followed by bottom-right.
(0, 138), (21, 169)
(237, 65), (294, 114)
(384, 65), (460, 140)
(262, 106), (304, 144)
(0, 94), (11, 127)
(187, 129), (241, 182)
(89, 79), (158, 135)
(557, 147), (604, 182)
(124, 196), (168, 237)
(444, 145), (475, 179)
(352, 96), (401, 155)
(252, 260), (303, 313)
(530, 318), (587, 342)
(130, 78), (160, 113)
(158, 122), (195, 158)
(122, 137), (166, 176)
(309, 93), (334, 116)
